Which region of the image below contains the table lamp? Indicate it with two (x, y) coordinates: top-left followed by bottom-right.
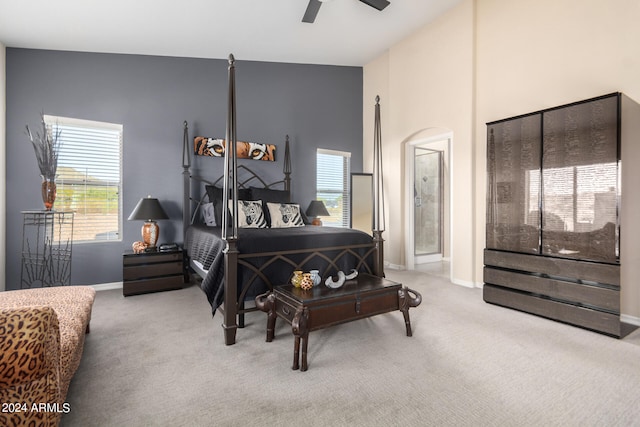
(306, 200), (330, 226)
(128, 196), (169, 249)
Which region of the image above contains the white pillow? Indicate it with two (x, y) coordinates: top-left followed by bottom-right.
(232, 200), (268, 228)
(202, 202), (216, 226)
(267, 202), (305, 228)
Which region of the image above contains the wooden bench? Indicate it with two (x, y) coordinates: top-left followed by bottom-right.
(256, 274), (421, 371)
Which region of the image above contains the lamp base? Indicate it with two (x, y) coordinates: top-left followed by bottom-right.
(311, 217), (323, 226)
(142, 221), (160, 248)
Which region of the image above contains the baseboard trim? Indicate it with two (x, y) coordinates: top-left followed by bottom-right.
(91, 282), (123, 291)
(384, 261), (405, 271)
(452, 278), (476, 289)
(621, 314), (640, 327)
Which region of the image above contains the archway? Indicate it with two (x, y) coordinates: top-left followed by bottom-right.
(403, 128), (453, 280)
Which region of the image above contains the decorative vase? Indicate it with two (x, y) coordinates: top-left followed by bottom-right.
(309, 269), (321, 286)
(300, 273), (314, 291)
(291, 270), (303, 288)
(41, 176), (57, 211)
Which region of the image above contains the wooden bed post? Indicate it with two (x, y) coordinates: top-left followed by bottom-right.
(372, 96), (385, 277)
(284, 135), (291, 199)
(222, 54), (240, 345)
(222, 238), (239, 345)
(182, 121), (190, 245)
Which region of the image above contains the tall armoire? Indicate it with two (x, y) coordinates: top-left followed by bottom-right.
(484, 92), (640, 337)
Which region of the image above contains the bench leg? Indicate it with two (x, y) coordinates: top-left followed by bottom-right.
(293, 336), (300, 370)
(266, 311), (277, 342)
(300, 334), (309, 372)
(255, 292), (277, 342)
(398, 287), (422, 337)
(292, 307), (309, 371)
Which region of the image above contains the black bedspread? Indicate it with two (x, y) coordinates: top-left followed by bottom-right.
(185, 225), (376, 314)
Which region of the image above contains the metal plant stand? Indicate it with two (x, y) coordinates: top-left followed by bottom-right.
(21, 210), (74, 288)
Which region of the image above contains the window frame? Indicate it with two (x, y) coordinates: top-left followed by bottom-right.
(44, 115), (123, 244)
(316, 148), (351, 228)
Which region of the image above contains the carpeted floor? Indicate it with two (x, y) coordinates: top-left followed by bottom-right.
(61, 268), (640, 426)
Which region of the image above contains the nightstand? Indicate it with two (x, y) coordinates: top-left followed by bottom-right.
(123, 248), (186, 296)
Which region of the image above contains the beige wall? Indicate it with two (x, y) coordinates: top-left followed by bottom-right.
(364, 0), (640, 317)
(1, 42), (5, 291)
(364, 0), (475, 286)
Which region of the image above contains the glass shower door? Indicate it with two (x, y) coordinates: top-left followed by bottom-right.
(414, 147), (442, 258)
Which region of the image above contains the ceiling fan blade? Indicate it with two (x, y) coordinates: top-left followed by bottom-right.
(302, 0), (322, 23)
(359, 0), (390, 11)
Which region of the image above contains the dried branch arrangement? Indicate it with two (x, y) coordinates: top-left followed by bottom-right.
(26, 114), (62, 179)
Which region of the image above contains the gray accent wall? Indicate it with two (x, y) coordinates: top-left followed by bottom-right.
(5, 49), (363, 289)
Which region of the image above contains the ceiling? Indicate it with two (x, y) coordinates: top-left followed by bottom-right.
(0, 0), (462, 67)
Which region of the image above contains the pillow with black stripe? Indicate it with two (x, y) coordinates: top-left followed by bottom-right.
(205, 185), (254, 225)
(235, 200), (268, 228)
(267, 202), (305, 228)
(250, 187), (287, 226)
(250, 187), (311, 225)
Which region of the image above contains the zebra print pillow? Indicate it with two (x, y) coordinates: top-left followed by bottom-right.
(267, 202), (305, 228)
(235, 200), (268, 228)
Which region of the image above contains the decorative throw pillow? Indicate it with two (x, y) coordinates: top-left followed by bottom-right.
(201, 202), (216, 226)
(250, 187), (290, 203)
(267, 202), (305, 228)
(206, 185), (253, 203)
(250, 187), (288, 226)
(205, 185), (224, 226)
(233, 200), (268, 228)
(206, 185), (254, 226)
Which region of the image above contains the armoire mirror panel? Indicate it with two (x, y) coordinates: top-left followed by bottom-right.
(541, 95), (619, 263)
(486, 113), (542, 254)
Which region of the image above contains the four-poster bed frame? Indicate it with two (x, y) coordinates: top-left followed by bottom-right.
(182, 54), (386, 345)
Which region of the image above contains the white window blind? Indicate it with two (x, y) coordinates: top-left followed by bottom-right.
(316, 148), (351, 227)
(45, 115), (123, 243)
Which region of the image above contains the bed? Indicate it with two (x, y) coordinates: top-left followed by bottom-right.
(182, 54), (386, 345)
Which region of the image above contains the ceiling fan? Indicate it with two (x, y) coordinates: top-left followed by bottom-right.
(302, 0), (390, 24)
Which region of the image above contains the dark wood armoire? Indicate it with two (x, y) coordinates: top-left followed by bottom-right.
(484, 92), (640, 337)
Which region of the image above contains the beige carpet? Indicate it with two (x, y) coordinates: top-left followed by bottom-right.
(61, 269), (640, 426)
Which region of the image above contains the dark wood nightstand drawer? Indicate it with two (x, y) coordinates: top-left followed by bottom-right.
(123, 249), (186, 296)
(123, 251), (182, 265)
(123, 275), (185, 296)
(123, 261), (183, 280)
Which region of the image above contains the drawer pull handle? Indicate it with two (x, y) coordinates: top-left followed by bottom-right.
(282, 306), (291, 315)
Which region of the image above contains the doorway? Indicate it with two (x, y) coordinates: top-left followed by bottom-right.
(404, 134), (451, 273)
(414, 146), (443, 263)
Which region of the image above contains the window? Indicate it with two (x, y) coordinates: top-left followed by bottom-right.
(45, 115), (123, 243)
(316, 148), (351, 227)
